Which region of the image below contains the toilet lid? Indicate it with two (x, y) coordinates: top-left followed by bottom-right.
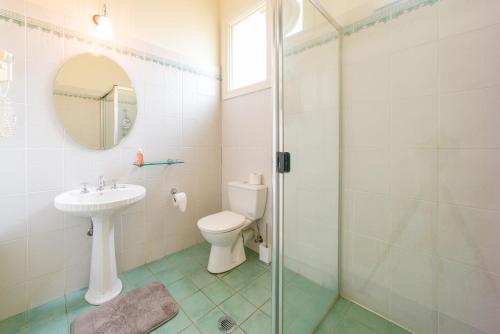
(197, 211), (246, 233)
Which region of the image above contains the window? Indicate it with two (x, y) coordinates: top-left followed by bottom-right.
(225, 2), (269, 98)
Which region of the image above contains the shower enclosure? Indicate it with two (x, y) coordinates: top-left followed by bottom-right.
(273, 0), (342, 333)
(272, 0), (500, 333)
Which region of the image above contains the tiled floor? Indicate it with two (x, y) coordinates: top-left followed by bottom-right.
(314, 298), (412, 334)
(0, 242), (275, 334)
(0, 241), (405, 334)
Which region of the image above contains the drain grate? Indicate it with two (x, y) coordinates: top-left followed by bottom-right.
(217, 315), (237, 333)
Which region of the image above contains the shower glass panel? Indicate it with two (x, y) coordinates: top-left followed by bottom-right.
(280, 0), (341, 332)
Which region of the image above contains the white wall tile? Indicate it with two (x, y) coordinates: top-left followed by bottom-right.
(440, 86), (500, 148)
(439, 24), (500, 93)
(28, 230), (65, 279)
(342, 148), (390, 194)
(0, 195), (26, 243)
(354, 192), (391, 241)
(390, 149), (438, 201)
(391, 42), (438, 99)
(391, 4), (438, 52)
(439, 203), (500, 275)
(26, 149), (63, 192)
(0, 283), (27, 321)
(0, 149), (26, 197)
(27, 191), (63, 235)
(439, 149), (500, 211)
(343, 100), (390, 148)
(27, 271), (65, 309)
(0, 239), (27, 288)
(391, 95), (438, 148)
(439, 0), (500, 38)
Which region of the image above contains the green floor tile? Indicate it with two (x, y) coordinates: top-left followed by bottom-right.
(345, 304), (388, 334)
(181, 324), (201, 333)
(155, 268), (184, 286)
(28, 297), (66, 326)
(167, 278), (198, 301)
(66, 303), (95, 324)
(221, 270), (251, 290)
(64, 288), (88, 311)
(177, 258), (204, 276)
(26, 314), (68, 334)
(195, 308), (227, 334)
(261, 299), (272, 317)
(120, 265), (153, 284)
(315, 298), (352, 332)
(254, 271), (272, 290)
(148, 257), (177, 274)
(241, 310), (271, 334)
(181, 291), (216, 321)
(219, 294), (256, 325)
(337, 318), (378, 334)
(237, 259), (267, 278)
(201, 280), (234, 305)
(153, 309), (192, 333)
(190, 269), (218, 289)
(0, 313), (27, 334)
(239, 283), (271, 307)
(387, 323), (412, 334)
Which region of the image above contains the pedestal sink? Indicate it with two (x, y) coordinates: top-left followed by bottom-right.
(54, 184), (146, 305)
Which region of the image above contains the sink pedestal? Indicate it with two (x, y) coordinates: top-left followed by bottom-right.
(85, 214), (122, 305)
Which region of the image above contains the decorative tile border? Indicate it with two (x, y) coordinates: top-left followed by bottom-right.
(0, 8), (221, 80)
(285, 0), (440, 57)
(343, 0), (439, 36)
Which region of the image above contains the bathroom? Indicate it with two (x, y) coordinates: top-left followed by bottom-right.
(0, 0), (499, 333)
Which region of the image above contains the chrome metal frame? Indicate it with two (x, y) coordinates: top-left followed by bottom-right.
(271, 1), (343, 333)
(271, 0), (284, 333)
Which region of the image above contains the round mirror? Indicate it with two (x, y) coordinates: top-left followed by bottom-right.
(53, 54), (137, 150)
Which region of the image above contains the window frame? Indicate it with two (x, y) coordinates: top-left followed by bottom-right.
(222, 0), (272, 100)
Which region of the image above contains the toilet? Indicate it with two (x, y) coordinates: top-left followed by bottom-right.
(197, 181), (267, 273)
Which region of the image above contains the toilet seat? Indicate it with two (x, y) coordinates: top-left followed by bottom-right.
(197, 211), (246, 233)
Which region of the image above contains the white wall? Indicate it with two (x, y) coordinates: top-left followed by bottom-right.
(0, 1), (221, 320)
(219, 0), (274, 252)
(340, 1), (500, 333)
(23, 0), (220, 68)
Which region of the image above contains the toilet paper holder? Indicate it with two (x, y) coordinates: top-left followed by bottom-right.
(171, 188), (178, 195)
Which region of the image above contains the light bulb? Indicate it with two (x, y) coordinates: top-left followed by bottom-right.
(96, 15), (113, 40)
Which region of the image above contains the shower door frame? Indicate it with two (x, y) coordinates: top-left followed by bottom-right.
(271, 1), (343, 333)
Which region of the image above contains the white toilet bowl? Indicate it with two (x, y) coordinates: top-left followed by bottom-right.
(197, 181), (267, 274)
(198, 211), (252, 273)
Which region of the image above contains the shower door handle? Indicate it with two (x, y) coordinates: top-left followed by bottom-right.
(277, 152), (291, 173)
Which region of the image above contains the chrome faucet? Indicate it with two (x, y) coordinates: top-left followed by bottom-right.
(97, 176), (106, 191)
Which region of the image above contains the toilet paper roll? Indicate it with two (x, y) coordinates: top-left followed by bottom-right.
(248, 173), (262, 185)
(172, 192), (187, 212)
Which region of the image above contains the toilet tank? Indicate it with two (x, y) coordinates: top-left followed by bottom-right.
(228, 181), (267, 220)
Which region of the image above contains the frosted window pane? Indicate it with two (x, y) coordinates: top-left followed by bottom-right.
(230, 5), (267, 90)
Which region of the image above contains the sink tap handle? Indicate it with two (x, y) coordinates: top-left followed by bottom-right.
(97, 176), (106, 190)
(111, 179), (118, 189)
(80, 182), (89, 194)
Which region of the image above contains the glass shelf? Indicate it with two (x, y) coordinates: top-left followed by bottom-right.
(133, 160), (184, 167)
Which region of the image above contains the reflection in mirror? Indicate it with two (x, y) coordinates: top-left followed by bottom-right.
(53, 54), (137, 150)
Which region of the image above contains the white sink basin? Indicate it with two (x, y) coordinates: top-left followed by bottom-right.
(54, 184), (146, 305)
(54, 184), (145, 216)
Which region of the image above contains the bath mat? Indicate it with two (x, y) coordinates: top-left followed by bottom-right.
(71, 281), (179, 334)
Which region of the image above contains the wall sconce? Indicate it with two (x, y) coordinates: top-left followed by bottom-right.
(0, 50), (16, 138)
(93, 4), (113, 40)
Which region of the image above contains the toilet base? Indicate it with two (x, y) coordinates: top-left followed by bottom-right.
(207, 235), (247, 274)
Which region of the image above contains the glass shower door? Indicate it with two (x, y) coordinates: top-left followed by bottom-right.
(276, 0), (342, 332)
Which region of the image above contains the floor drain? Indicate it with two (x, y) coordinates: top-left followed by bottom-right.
(217, 315), (237, 333)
